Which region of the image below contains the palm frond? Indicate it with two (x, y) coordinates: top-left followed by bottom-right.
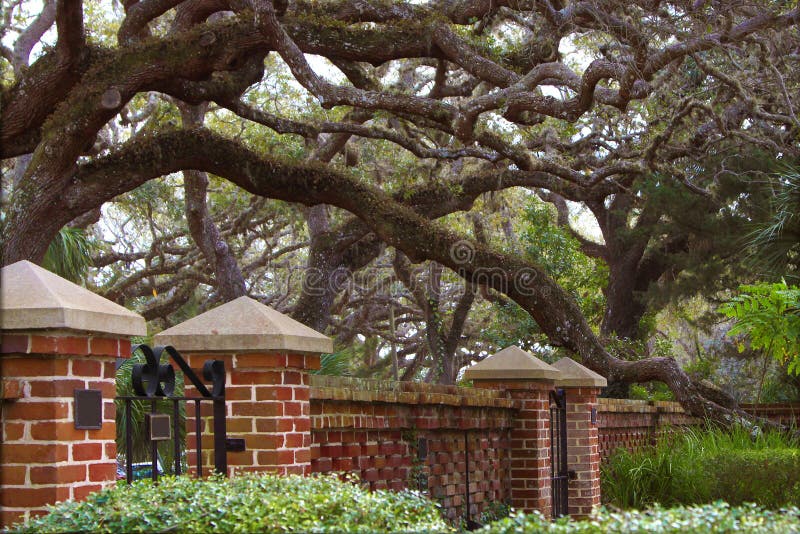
(42, 227), (97, 283)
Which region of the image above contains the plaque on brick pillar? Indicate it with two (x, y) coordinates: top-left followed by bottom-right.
(74, 389), (103, 430)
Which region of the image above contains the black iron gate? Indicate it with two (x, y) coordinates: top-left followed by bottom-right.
(549, 389), (569, 517)
(117, 344), (227, 483)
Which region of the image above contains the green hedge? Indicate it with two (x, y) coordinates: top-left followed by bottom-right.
(480, 503), (800, 533)
(601, 426), (800, 509)
(710, 450), (800, 507)
(8, 473), (451, 533)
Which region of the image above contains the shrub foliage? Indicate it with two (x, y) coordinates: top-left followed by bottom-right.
(480, 503), (800, 533)
(9, 473), (450, 533)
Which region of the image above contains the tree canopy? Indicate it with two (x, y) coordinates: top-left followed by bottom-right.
(2, 0), (799, 424)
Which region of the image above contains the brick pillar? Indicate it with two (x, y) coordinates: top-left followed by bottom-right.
(0, 261), (145, 528)
(552, 357), (606, 518)
(473, 380), (554, 518)
(154, 296), (332, 478)
(464, 346), (562, 520)
(180, 351), (319, 476)
(562, 387), (602, 517)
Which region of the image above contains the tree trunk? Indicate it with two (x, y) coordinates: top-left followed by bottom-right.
(180, 104), (247, 302)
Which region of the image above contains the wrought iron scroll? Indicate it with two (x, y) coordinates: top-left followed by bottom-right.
(120, 345), (227, 483)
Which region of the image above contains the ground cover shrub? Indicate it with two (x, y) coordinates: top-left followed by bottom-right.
(8, 473), (451, 533)
(601, 425), (800, 509)
(479, 502), (800, 533)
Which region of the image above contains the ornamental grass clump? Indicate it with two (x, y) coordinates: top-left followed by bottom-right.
(9, 473), (451, 533)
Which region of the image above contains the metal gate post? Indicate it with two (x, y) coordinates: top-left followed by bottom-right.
(549, 389), (569, 517)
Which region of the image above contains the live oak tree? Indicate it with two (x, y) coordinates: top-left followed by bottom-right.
(2, 0), (800, 424)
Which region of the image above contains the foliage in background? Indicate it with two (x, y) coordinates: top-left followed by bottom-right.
(519, 203), (607, 324)
(480, 501), (512, 524)
(479, 503), (800, 534)
(42, 227), (97, 284)
(628, 382), (674, 402)
(312, 350), (352, 377)
(655, 296), (800, 404)
(745, 165), (800, 282)
(601, 425), (800, 510)
(115, 350), (185, 472)
(720, 281), (800, 376)
(484, 200), (607, 352)
(10, 473), (450, 533)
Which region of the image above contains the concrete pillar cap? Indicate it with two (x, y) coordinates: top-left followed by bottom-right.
(551, 357), (607, 387)
(463, 345), (561, 381)
(154, 296), (333, 354)
(0, 260), (146, 336)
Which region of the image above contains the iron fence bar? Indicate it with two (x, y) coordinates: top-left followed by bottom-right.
(125, 398), (133, 484)
(173, 398), (181, 476)
(558, 390), (568, 515)
(118, 346), (227, 483)
(549, 389), (569, 518)
(151, 399), (158, 483)
(213, 397), (227, 475)
(195, 398), (202, 478)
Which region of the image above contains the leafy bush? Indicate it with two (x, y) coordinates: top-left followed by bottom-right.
(480, 501), (512, 523)
(719, 280), (800, 375)
(601, 425), (800, 509)
(9, 473), (451, 533)
(479, 502), (800, 533)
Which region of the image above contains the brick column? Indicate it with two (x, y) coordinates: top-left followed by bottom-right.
(552, 357), (606, 518)
(179, 350), (319, 476)
(0, 261), (145, 528)
(464, 346), (562, 519)
(154, 296), (332, 478)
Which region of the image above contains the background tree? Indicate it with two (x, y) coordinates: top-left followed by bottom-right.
(2, 0), (800, 425)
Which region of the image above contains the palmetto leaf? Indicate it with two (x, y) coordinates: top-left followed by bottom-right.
(42, 227), (97, 283)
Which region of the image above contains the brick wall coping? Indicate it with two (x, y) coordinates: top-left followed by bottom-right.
(552, 357), (607, 388)
(463, 345), (560, 381)
(600, 399), (800, 416)
(598, 398), (687, 414)
(740, 403), (800, 410)
(310, 375), (516, 409)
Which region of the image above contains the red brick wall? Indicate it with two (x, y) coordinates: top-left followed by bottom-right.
(741, 403), (800, 428)
(309, 376), (515, 521)
(472, 380), (554, 518)
(597, 399), (699, 460)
